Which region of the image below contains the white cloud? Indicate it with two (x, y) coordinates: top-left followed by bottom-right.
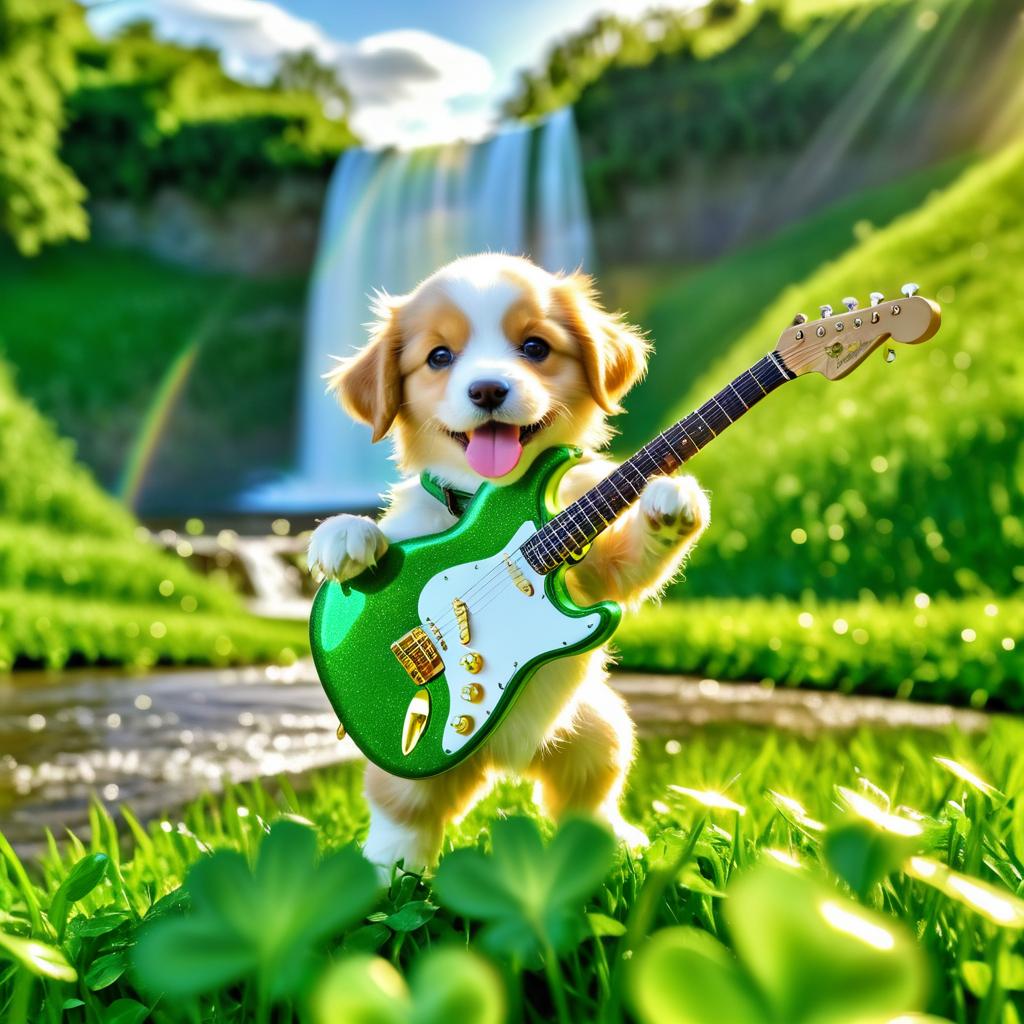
(86, 0), (496, 147)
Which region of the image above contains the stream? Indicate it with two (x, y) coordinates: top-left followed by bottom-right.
(0, 663), (988, 856)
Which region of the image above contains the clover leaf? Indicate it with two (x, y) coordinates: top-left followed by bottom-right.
(629, 862), (930, 1024)
(312, 948), (504, 1024)
(432, 815), (616, 961)
(132, 820), (379, 1002)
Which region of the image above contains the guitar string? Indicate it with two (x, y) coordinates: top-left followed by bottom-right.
(416, 361), (781, 638)
(416, 317), (893, 636)
(418, 342), (821, 633)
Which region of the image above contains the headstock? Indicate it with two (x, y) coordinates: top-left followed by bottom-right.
(775, 284), (941, 381)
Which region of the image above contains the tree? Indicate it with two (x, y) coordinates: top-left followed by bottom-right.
(0, 0), (90, 255)
(271, 49), (350, 120)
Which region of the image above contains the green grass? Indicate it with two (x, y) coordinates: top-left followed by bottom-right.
(612, 156), (968, 450)
(614, 596), (1021, 709)
(0, 257), (307, 670)
(0, 589), (306, 670)
(627, 141), (1024, 607)
(2, 719), (1023, 1021)
(0, 240), (305, 506)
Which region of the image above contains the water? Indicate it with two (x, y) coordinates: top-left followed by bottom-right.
(0, 662), (357, 855)
(0, 665), (986, 856)
(243, 108), (593, 513)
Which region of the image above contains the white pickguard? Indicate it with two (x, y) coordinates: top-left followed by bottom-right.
(417, 520), (603, 755)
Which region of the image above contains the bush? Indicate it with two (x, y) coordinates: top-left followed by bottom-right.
(615, 596), (1021, 709)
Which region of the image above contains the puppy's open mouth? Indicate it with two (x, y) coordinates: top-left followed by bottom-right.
(445, 415), (553, 478)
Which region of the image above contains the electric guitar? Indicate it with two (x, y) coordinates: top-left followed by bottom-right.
(310, 287), (941, 779)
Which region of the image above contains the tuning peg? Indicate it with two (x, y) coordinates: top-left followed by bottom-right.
(792, 312), (808, 325)
(820, 304), (833, 319)
(842, 296), (858, 311)
(885, 347), (896, 364)
(869, 291), (884, 306)
(901, 282), (919, 297)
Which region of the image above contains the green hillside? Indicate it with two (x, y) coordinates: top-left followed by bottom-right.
(656, 142), (1022, 603)
(613, 156), (967, 449)
(511, 0), (1019, 214)
(0, 241), (305, 509)
(0, 354), (303, 669)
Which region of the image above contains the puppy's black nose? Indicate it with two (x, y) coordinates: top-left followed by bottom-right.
(468, 379), (509, 411)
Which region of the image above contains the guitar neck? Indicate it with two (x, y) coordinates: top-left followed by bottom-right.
(522, 351), (796, 574)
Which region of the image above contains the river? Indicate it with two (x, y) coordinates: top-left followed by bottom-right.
(0, 663), (987, 856)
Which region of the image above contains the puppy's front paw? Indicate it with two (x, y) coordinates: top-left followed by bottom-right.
(640, 476), (709, 542)
(307, 515), (388, 582)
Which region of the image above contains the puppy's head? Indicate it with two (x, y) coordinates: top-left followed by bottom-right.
(327, 254), (649, 486)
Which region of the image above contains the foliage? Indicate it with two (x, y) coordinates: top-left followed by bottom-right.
(641, 141), (1024, 604)
(614, 596), (1021, 709)
(433, 815), (616, 1021)
(0, 320), (304, 669)
(133, 821), (378, 1003)
(312, 948), (505, 1024)
(0, 9), (356, 254)
(3, 720), (1024, 1021)
(0, 0), (89, 255)
(628, 862), (928, 1024)
(511, 0), (1018, 214)
(613, 156), (968, 450)
(0, 587), (305, 670)
(0, 240), (306, 502)
(62, 25), (356, 208)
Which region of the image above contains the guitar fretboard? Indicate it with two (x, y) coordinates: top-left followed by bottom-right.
(522, 352), (796, 574)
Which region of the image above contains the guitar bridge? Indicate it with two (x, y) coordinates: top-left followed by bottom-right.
(390, 626), (444, 686)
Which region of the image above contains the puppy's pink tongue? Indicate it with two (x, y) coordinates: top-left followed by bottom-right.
(465, 423), (522, 478)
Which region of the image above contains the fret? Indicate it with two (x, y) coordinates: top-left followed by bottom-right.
(683, 415), (713, 449)
(580, 489), (611, 527)
(521, 349), (795, 574)
(697, 399), (729, 436)
(727, 381), (750, 411)
(716, 385), (747, 423)
(745, 367), (768, 395)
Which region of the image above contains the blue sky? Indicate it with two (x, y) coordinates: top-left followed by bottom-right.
(87, 0), (702, 146)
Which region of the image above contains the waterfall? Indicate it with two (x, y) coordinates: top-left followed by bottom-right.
(242, 108), (593, 512)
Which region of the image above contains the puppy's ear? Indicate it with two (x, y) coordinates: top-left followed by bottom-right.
(325, 294), (404, 442)
(553, 273), (650, 413)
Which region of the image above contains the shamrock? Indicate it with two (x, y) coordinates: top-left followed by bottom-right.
(132, 820), (378, 1003)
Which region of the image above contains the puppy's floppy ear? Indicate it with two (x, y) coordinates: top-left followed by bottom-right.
(552, 272), (650, 413)
(325, 293), (404, 442)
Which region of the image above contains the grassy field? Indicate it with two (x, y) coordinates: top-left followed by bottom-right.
(0, 277), (307, 670)
(638, 141), (1023, 606)
(614, 595), (1021, 710)
(612, 157), (968, 450)
(2, 719), (1023, 1022)
(0, 240), (305, 509)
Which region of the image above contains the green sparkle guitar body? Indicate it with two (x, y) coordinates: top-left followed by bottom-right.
(309, 447), (621, 779)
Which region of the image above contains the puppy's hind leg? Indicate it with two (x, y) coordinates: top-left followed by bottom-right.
(363, 758), (491, 879)
(527, 677), (647, 849)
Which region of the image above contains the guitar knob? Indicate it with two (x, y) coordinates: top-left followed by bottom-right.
(885, 347), (896, 363)
(870, 291), (884, 306)
(459, 652), (483, 674)
(819, 304), (833, 318)
(451, 715), (474, 735)
(792, 312), (808, 325)
(842, 296), (858, 311)
(901, 282), (919, 297)
(461, 683), (484, 703)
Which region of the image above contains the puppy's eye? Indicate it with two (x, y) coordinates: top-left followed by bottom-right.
(427, 346), (454, 370)
(521, 337), (550, 362)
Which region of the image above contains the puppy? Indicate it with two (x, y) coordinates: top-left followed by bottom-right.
(308, 254), (709, 872)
